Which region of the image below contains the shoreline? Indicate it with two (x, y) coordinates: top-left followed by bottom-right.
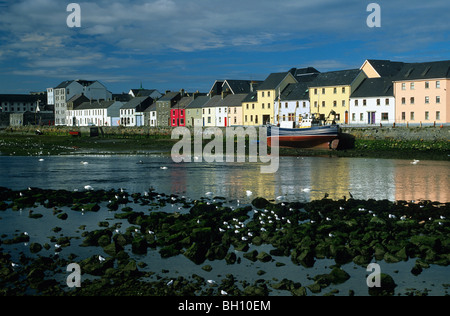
(0, 128), (449, 161)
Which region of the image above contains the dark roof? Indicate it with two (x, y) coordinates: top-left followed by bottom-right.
(185, 95), (210, 109)
(291, 67), (321, 83)
(175, 96), (195, 109)
(203, 95), (222, 108)
(242, 91), (258, 103)
(393, 60), (450, 81)
(365, 60), (405, 77)
(121, 96), (153, 111)
(279, 83), (310, 101)
(257, 72), (295, 90)
(217, 94), (248, 107)
(112, 93), (133, 102)
(130, 89), (159, 97)
(223, 80), (263, 94)
(158, 91), (181, 102)
(309, 69), (362, 87)
(350, 78), (394, 98)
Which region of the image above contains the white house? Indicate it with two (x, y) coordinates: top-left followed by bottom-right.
(202, 95), (221, 127)
(274, 83), (311, 127)
(48, 79), (112, 126)
(350, 78), (396, 125)
(68, 100), (124, 127)
(120, 96), (154, 127)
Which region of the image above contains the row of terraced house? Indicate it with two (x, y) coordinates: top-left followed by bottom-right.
(2, 59), (448, 128)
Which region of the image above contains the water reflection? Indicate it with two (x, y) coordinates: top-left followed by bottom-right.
(0, 156), (448, 203)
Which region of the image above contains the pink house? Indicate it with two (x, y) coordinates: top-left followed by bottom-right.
(393, 61), (450, 125)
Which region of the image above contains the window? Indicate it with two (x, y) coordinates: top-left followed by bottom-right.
(402, 112), (406, 120)
(385, 99), (390, 106)
(425, 111), (429, 120)
(410, 97), (415, 105)
(234, 117), (237, 124)
(410, 112), (415, 120)
(285, 102), (288, 109)
(333, 88), (337, 94)
(314, 89), (318, 95)
(322, 88), (326, 95)
(268, 91), (270, 97)
(436, 111), (441, 120)
(410, 83), (415, 90)
(352, 113), (356, 121)
(402, 97), (406, 105)
(268, 103), (270, 109)
(402, 83), (406, 90)
(436, 81), (441, 89)
(355, 100), (359, 106)
(342, 87), (346, 94)
(381, 113), (389, 121)
(363, 99), (367, 106)
(255, 115), (258, 124)
(425, 96), (429, 104)
(262, 92), (264, 97)
(425, 81), (430, 89)
(245, 115), (248, 122)
(261, 103), (264, 109)
(246, 104), (249, 110)
(288, 113), (295, 121)
(360, 113), (364, 121)
(314, 101), (318, 108)
(303, 102), (306, 108)
(296, 101), (299, 108)
(436, 96), (441, 104)
(333, 101), (337, 107)
(342, 100), (346, 107)
(377, 99), (381, 106)
(322, 101), (325, 108)
(250, 115), (253, 122)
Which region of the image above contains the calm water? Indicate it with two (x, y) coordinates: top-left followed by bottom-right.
(0, 155), (449, 296)
(0, 155), (448, 203)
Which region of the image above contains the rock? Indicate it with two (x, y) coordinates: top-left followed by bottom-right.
(307, 282), (322, 294)
(329, 267), (350, 284)
(202, 265), (213, 272)
(252, 197), (270, 209)
(57, 213), (68, 220)
(131, 237), (148, 255)
(243, 250), (258, 262)
(291, 286), (307, 296)
(256, 251), (272, 263)
(184, 242), (207, 265)
(29, 243), (42, 254)
(97, 235), (111, 248)
(368, 273), (397, 296)
(225, 252), (237, 265)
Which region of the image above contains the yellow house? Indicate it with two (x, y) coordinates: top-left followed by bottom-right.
(309, 69), (366, 124)
(243, 71), (297, 126)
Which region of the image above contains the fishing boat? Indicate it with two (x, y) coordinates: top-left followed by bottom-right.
(267, 124), (340, 150)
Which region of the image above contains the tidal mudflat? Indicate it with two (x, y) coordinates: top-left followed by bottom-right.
(1, 187), (449, 296)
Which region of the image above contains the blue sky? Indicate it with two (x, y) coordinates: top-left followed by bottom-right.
(0, 0), (449, 94)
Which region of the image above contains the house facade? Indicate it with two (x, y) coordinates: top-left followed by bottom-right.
(48, 80), (112, 126)
(202, 95), (221, 127)
(309, 69), (366, 124)
(120, 96), (154, 127)
(223, 94), (247, 126)
(70, 100), (124, 127)
(156, 91), (181, 127)
(243, 71), (297, 126)
(274, 82), (310, 126)
(393, 61), (450, 125)
(350, 78), (396, 125)
(185, 95), (210, 127)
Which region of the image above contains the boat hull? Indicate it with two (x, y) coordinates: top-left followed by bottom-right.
(267, 125), (340, 150)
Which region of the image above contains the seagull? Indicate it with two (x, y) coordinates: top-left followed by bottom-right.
(221, 290), (228, 296)
(98, 256), (106, 263)
(167, 280), (174, 286)
(160, 166), (168, 170)
(38, 158), (44, 162)
(84, 185), (94, 191)
(440, 216), (446, 220)
(411, 159), (420, 165)
(389, 214), (397, 219)
(207, 280), (216, 285)
(81, 161), (89, 165)
(301, 188), (311, 192)
(246, 190), (253, 197)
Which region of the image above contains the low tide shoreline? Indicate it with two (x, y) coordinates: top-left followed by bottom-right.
(0, 187), (449, 296)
